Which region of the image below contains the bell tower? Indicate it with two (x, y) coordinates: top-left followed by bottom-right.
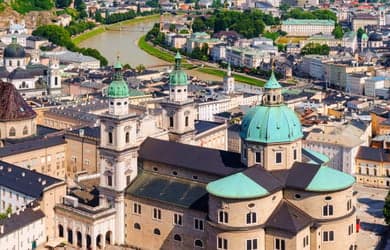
(47, 57), (61, 93)
(161, 52), (196, 143)
(99, 57), (138, 245)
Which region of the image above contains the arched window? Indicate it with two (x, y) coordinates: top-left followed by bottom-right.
(218, 210), (228, 223)
(169, 117), (174, 127)
(54, 77), (58, 86)
(21, 81), (26, 88)
(108, 132), (113, 144)
(125, 132), (129, 143)
(22, 126), (28, 135)
(194, 239), (203, 248)
(9, 127), (16, 137)
(17, 60), (20, 67)
(8, 60), (11, 66)
(185, 116), (189, 127)
(174, 234), (182, 241)
(246, 212), (257, 224)
(134, 223), (141, 230)
(153, 228), (160, 235)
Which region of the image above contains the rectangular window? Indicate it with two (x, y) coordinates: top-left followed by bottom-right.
(293, 149), (297, 160)
(348, 224), (354, 235)
(218, 210), (228, 224)
(169, 117), (174, 127)
(107, 175), (112, 186)
(174, 213), (183, 226)
(133, 203), (141, 214)
(323, 205), (333, 216)
(255, 152), (261, 163)
(323, 231), (334, 242)
(276, 152), (282, 164)
(217, 237), (228, 250)
(275, 238), (285, 250)
(153, 208), (161, 220)
(347, 199), (352, 211)
(246, 212), (257, 224)
(303, 235), (309, 247)
(194, 218), (204, 231)
(247, 239), (258, 250)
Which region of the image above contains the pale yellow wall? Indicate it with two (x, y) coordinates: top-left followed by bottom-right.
(65, 136), (99, 177)
(0, 118), (36, 139)
(1, 143), (67, 179)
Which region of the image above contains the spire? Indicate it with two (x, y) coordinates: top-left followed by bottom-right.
(174, 52), (182, 70)
(113, 56), (123, 81)
(264, 60), (282, 89)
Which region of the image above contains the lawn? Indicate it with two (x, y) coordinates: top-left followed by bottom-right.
(197, 68), (264, 86)
(138, 35), (176, 63)
(72, 26), (106, 45)
(276, 36), (308, 44)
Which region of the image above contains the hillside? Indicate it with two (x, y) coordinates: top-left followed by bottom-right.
(0, 5), (55, 30)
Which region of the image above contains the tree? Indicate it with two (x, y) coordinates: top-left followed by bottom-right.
(56, 0), (71, 8)
(384, 190), (390, 225)
(136, 64), (146, 74)
(301, 43), (330, 55)
(357, 27), (365, 39)
(192, 17), (207, 32)
(332, 24), (344, 39)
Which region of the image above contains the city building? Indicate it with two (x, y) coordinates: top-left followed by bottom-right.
(355, 146), (390, 188)
(351, 13), (379, 31)
(124, 71), (357, 250)
(281, 19), (335, 36)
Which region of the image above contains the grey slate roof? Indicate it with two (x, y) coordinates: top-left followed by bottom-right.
(0, 204), (45, 237)
(139, 138), (246, 177)
(270, 162), (320, 190)
(265, 200), (313, 234)
(0, 161), (62, 198)
(0, 136), (66, 157)
(8, 68), (34, 80)
(195, 120), (223, 135)
(126, 171), (208, 212)
(355, 146), (390, 162)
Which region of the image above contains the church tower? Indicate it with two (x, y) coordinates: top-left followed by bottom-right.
(47, 57), (61, 94)
(99, 58), (138, 245)
(223, 62), (235, 94)
(160, 52), (196, 143)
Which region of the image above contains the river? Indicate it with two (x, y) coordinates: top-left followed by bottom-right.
(79, 19), (165, 67)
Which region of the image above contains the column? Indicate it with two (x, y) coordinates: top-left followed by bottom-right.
(101, 235), (106, 249)
(91, 234), (96, 250)
(73, 230), (77, 247)
(63, 222), (68, 241)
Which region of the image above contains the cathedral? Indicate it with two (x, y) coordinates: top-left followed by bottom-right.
(54, 55), (357, 250)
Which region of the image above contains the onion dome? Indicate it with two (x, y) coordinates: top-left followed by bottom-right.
(361, 33), (369, 41)
(0, 81), (36, 121)
(169, 52), (188, 86)
(4, 36), (25, 58)
(240, 71), (303, 143)
(107, 57), (129, 98)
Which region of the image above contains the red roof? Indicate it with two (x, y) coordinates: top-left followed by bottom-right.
(0, 81), (36, 121)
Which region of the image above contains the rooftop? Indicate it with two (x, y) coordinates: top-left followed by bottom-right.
(282, 19), (335, 26)
(0, 161), (63, 198)
(0, 136), (66, 157)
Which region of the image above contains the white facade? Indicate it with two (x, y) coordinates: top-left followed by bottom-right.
(346, 74), (367, 95)
(4, 57), (27, 72)
(365, 77), (385, 97)
(47, 58), (62, 91)
(0, 211), (45, 250)
(0, 186), (34, 213)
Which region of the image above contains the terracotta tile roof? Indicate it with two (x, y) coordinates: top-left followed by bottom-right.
(0, 81), (36, 121)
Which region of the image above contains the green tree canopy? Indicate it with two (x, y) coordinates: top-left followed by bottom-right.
(55, 0), (71, 8)
(282, 8), (337, 22)
(332, 24), (344, 39)
(301, 43), (330, 55)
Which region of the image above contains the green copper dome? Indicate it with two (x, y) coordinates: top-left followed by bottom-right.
(206, 172), (270, 199)
(361, 33), (369, 40)
(169, 52), (188, 86)
(240, 105), (303, 143)
(4, 36), (25, 58)
(108, 58), (129, 98)
(264, 71), (282, 89)
(306, 166), (355, 192)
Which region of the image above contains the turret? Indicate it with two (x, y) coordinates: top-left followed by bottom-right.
(107, 58), (129, 116)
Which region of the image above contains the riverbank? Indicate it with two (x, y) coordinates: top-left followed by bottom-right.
(73, 14), (160, 45)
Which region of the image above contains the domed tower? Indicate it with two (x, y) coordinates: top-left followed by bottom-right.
(160, 52), (196, 143)
(361, 33), (368, 52)
(99, 57), (138, 245)
(4, 36), (26, 72)
(240, 71), (303, 170)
